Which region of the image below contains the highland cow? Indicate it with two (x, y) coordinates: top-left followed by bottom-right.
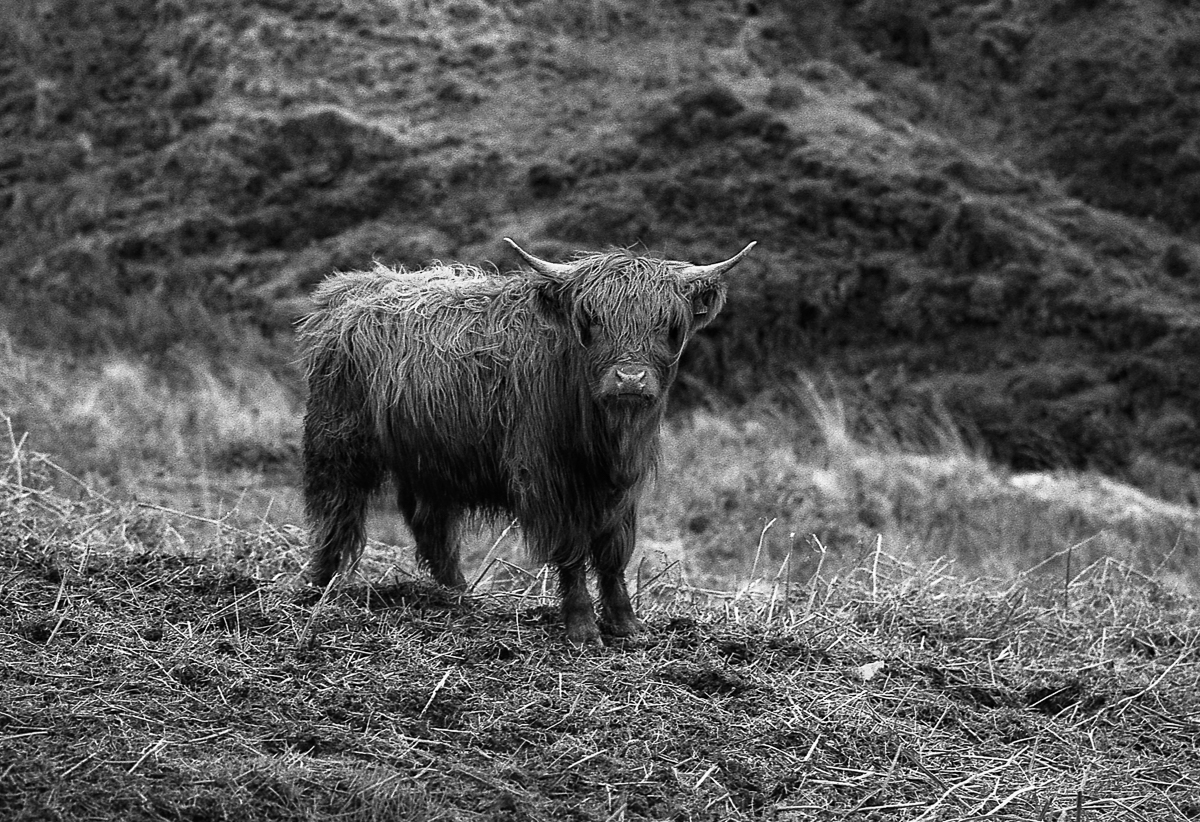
(298, 237), (755, 645)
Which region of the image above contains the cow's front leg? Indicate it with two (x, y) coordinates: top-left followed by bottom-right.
(594, 508), (642, 637)
(558, 563), (601, 646)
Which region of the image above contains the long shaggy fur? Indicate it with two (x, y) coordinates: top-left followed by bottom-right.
(299, 247), (734, 642)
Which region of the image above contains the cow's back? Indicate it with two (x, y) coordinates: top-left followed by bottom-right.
(298, 263), (564, 509)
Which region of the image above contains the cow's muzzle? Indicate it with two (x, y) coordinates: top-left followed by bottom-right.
(600, 365), (660, 404)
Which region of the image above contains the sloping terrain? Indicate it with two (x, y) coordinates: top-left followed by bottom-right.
(2, 447), (1199, 821)
(1, 0), (1199, 500)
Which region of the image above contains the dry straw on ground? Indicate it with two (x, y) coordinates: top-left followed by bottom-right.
(2, 431), (1199, 821)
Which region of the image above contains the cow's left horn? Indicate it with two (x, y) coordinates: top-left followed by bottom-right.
(504, 238), (574, 279)
(679, 241), (757, 282)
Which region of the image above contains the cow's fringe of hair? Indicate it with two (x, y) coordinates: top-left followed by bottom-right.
(561, 251), (724, 350)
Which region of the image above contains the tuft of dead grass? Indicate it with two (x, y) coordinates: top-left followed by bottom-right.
(3, 434), (1199, 820)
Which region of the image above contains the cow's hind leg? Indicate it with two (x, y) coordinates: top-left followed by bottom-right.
(304, 411), (381, 588)
(401, 495), (467, 590)
(593, 508), (642, 637)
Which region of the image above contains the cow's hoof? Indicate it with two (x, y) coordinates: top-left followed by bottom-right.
(434, 568), (468, 591)
(564, 620), (603, 647)
(603, 615), (643, 638)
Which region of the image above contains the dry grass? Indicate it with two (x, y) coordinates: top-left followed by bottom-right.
(0, 333), (300, 485)
(3, 432), (1199, 820)
(0, 335), (304, 536)
(3, 332), (1197, 598)
(650, 387), (1200, 595)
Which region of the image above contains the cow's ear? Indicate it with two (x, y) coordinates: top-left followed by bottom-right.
(689, 283), (727, 331)
(532, 278), (573, 324)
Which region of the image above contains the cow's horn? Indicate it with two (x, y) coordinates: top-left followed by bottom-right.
(679, 241), (757, 282)
(504, 238), (574, 279)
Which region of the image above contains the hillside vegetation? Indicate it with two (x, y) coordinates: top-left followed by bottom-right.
(1, 0), (1199, 602)
(2, 0), (1200, 502)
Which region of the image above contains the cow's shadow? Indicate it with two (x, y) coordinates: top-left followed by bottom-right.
(294, 578), (473, 613)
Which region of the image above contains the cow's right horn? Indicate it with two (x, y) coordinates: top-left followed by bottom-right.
(505, 238), (573, 280)
(679, 241), (757, 282)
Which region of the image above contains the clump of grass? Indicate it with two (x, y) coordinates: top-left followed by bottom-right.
(3, 428), (1199, 821)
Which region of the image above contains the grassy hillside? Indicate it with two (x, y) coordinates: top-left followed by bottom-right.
(3, 445), (1199, 821)
(866, 0), (1200, 234)
(2, 0), (1199, 583)
(2, 0), (1200, 500)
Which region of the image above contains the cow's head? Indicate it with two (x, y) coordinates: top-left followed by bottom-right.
(506, 238), (755, 416)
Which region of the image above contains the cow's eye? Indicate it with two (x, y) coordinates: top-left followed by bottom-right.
(667, 322), (687, 350)
(577, 313), (599, 345)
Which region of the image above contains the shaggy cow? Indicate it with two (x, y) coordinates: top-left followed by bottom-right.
(298, 237), (754, 645)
